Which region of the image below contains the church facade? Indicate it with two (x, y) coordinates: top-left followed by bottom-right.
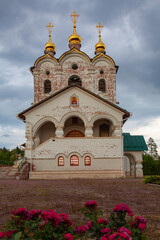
(18, 12), (147, 179)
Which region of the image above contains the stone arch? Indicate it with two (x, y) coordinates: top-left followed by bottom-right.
(33, 117), (59, 137)
(35, 58), (57, 69)
(59, 50), (91, 67)
(63, 115), (85, 137)
(124, 152), (136, 177)
(92, 55), (115, 68)
(60, 111), (89, 127)
(90, 114), (119, 127)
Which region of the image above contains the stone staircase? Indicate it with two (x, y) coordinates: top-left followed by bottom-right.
(29, 170), (121, 179)
(0, 159), (28, 180)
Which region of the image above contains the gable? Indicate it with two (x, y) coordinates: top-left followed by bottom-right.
(18, 85), (130, 124)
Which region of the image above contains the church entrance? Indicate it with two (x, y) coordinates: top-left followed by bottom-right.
(66, 130), (84, 137)
(124, 153), (136, 177)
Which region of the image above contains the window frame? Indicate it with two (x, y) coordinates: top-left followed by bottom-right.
(58, 156), (64, 166)
(70, 155), (79, 166)
(44, 79), (51, 94)
(84, 156), (91, 166)
(98, 79), (106, 93)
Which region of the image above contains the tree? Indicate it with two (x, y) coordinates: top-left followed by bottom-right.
(147, 137), (159, 159)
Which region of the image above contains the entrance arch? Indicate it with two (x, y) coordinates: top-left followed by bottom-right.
(34, 121), (56, 146)
(124, 153), (136, 177)
(63, 116), (85, 137)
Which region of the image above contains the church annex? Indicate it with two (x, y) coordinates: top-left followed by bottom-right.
(17, 12), (147, 179)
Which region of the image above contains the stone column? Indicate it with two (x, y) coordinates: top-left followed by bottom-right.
(112, 124), (121, 136)
(135, 160), (143, 177)
(25, 122), (34, 164)
(130, 164), (135, 176)
(85, 126), (93, 137)
(55, 126), (64, 137)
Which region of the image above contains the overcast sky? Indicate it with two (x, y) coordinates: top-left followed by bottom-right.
(0, 0), (160, 153)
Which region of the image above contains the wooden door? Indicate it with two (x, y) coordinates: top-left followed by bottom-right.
(66, 130), (84, 137)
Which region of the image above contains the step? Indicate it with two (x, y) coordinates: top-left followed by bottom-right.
(29, 170), (121, 179)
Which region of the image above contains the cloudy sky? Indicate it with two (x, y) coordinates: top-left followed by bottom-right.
(0, 0), (160, 153)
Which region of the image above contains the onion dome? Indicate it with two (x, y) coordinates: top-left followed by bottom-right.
(44, 22), (56, 56)
(68, 11), (81, 50)
(95, 22), (106, 55)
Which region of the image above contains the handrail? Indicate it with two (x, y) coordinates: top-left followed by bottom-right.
(18, 157), (27, 172)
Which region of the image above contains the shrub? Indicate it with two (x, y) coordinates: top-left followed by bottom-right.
(143, 175), (160, 185)
(0, 201), (148, 240)
(142, 155), (160, 175)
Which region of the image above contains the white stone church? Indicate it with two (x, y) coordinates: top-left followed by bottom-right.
(17, 12), (147, 179)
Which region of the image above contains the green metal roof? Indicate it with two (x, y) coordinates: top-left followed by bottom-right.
(123, 133), (148, 151)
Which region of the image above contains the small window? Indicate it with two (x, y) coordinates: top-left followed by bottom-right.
(46, 70), (50, 75)
(98, 79), (106, 92)
(58, 156), (64, 166)
(71, 96), (78, 105)
(100, 69), (104, 74)
(72, 64), (78, 70)
(70, 155), (79, 166)
(44, 80), (51, 93)
(85, 156), (91, 166)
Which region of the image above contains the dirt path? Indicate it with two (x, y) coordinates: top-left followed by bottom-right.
(0, 179), (159, 239)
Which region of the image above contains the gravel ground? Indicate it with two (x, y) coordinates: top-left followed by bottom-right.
(0, 178), (159, 239)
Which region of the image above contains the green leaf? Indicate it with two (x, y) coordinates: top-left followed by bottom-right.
(14, 232), (22, 240)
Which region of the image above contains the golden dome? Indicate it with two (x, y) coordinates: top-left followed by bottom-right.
(45, 39), (55, 53)
(95, 22), (106, 55)
(44, 22), (56, 55)
(69, 11), (81, 49)
(68, 32), (81, 45)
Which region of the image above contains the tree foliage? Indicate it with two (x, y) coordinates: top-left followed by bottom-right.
(147, 137), (159, 159)
(143, 154), (160, 175)
(0, 147), (24, 166)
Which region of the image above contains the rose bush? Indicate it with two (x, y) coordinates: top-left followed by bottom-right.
(0, 201), (148, 240)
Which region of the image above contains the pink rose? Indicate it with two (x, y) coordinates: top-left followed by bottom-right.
(101, 228), (111, 234)
(139, 223), (146, 231)
(0, 232), (5, 239)
(64, 233), (74, 240)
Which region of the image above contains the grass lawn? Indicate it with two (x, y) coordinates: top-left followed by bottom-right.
(0, 178), (159, 239)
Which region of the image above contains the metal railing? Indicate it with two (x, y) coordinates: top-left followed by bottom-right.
(18, 157), (27, 172)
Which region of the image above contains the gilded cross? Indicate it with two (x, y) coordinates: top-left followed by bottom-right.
(46, 22), (54, 35)
(70, 11), (79, 24)
(96, 22), (103, 36)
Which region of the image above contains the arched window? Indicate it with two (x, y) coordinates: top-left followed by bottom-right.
(58, 156), (64, 166)
(70, 155), (79, 166)
(44, 80), (51, 93)
(98, 79), (106, 92)
(85, 156), (91, 166)
(68, 75), (82, 86)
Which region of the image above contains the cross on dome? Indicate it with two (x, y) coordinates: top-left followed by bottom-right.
(68, 11), (81, 50)
(45, 22), (55, 56)
(96, 22), (104, 38)
(46, 22), (54, 36)
(70, 11), (79, 25)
